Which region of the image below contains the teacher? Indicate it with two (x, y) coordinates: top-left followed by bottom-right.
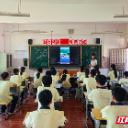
(89, 53), (97, 70)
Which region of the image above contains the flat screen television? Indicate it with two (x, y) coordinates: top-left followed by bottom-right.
(49, 46), (80, 66)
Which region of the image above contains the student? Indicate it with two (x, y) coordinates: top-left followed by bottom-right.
(0, 72), (18, 114)
(37, 75), (61, 109)
(77, 66), (85, 78)
(94, 65), (101, 75)
(50, 67), (59, 76)
(51, 69), (60, 84)
(62, 74), (71, 88)
(20, 67), (29, 78)
(83, 69), (97, 93)
(24, 90), (66, 128)
(89, 53), (97, 70)
(10, 69), (25, 104)
(45, 70), (56, 88)
(61, 69), (70, 82)
(107, 64), (119, 89)
(101, 87), (128, 128)
(88, 75), (112, 127)
(80, 68), (90, 82)
(119, 71), (128, 87)
(33, 68), (45, 88)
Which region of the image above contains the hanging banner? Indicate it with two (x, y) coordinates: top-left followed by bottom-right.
(43, 39), (87, 45)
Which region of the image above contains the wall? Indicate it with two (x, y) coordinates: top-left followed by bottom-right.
(0, 24), (5, 53)
(3, 23), (127, 76)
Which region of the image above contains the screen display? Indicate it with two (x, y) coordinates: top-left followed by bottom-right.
(50, 46), (80, 66)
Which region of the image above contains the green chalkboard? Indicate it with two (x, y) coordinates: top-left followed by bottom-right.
(82, 45), (102, 67)
(30, 46), (48, 68)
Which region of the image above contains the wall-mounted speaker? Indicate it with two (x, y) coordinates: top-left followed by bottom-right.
(28, 39), (33, 45)
(23, 58), (28, 66)
(96, 38), (100, 44)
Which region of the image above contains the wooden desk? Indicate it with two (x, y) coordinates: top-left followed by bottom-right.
(23, 111), (64, 123)
(92, 109), (106, 121)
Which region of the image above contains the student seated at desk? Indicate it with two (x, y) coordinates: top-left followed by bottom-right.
(37, 75), (61, 109)
(83, 69), (97, 93)
(80, 68), (90, 82)
(101, 87), (128, 128)
(51, 69), (60, 84)
(107, 64), (119, 89)
(20, 67), (29, 78)
(62, 74), (71, 88)
(61, 69), (70, 82)
(45, 70), (56, 88)
(88, 75), (112, 127)
(33, 68), (44, 88)
(24, 90), (66, 128)
(10, 69), (25, 104)
(119, 71), (128, 87)
(94, 65), (102, 75)
(50, 67), (59, 76)
(0, 72), (18, 114)
(77, 66), (85, 78)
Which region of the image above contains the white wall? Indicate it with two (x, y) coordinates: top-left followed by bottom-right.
(0, 24), (5, 53)
(2, 23), (127, 76)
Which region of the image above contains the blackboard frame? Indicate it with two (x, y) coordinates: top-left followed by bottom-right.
(28, 45), (102, 69)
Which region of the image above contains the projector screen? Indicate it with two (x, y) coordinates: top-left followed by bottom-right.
(50, 46), (80, 66)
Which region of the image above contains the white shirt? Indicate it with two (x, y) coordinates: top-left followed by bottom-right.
(33, 73), (45, 88)
(61, 74), (70, 82)
(37, 86), (60, 109)
(77, 72), (85, 78)
(22, 72), (29, 78)
(10, 75), (24, 92)
(83, 77), (97, 93)
(80, 75), (91, 81)
(0, 81), (14, 102)
(119, 78), (128, 87)
(24, 109), (66, 128)
(91, 59), (97, 70)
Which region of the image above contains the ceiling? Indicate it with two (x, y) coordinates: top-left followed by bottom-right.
(5, 0), (128, 4)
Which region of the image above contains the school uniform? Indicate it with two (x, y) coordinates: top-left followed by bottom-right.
(24, 106), (66, 128)
(33, 73), (45, 88)
(108, 70), (119, 85)
(80, 75), (91, 82)
(77, 72), (85, 78)
(88, 87), (112, 119)
(22, 72), (29, 78)
(91, 59), (97, 70)
(61, 74), (70, 82)
(10, 75), (25, 102)
(37, 86), (60, 109)
(101, 103), (128, 128)
(83, 77), (97, 93)
(0, 81), (18, 113)
(62, 80), (71, 88)
(42, 80), (56, 88)
(119, 78), (128, 87)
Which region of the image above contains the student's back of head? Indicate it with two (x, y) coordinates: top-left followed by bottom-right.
(37, 68), (43, 79)
(96, 75), (106, 86)
(112, 87), (127, 103)
(91, 69), (96, 77)
(124, 71), (128, 78)
(51, 69), (57, 76)
(80, 66), (84, 72)
(62, 74), (67, 82)
(1, 72), (9, 80)
(94, 65), (100, 75)
(42, 75), (52, 87)
(13, 68), (19, 74)
(50, 67), (55, 72)
(46, 70), (52, 77)
(20, 67), (25, 75)
(63, 69), (67, 74)
(85, 68), (89, 78)
(111, 64), (117, 78)
(38, 90), (52, 106)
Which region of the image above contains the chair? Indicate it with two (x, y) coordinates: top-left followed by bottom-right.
(63, 88), (70, 99)
(0, 102), (10, 120)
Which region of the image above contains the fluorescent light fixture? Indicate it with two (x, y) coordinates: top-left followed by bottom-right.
(0, 12), (30, 17)
(114, 14), (128, 18)
(12, 30), (47, 34)
(91, 31), (123, 34)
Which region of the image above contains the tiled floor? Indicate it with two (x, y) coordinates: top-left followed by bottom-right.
(0, 96), (93, 128)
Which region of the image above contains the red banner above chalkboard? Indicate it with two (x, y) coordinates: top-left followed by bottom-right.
(42, 39), (87, 45)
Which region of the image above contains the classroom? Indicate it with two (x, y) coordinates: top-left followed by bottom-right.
(0, 0), (128, 128)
